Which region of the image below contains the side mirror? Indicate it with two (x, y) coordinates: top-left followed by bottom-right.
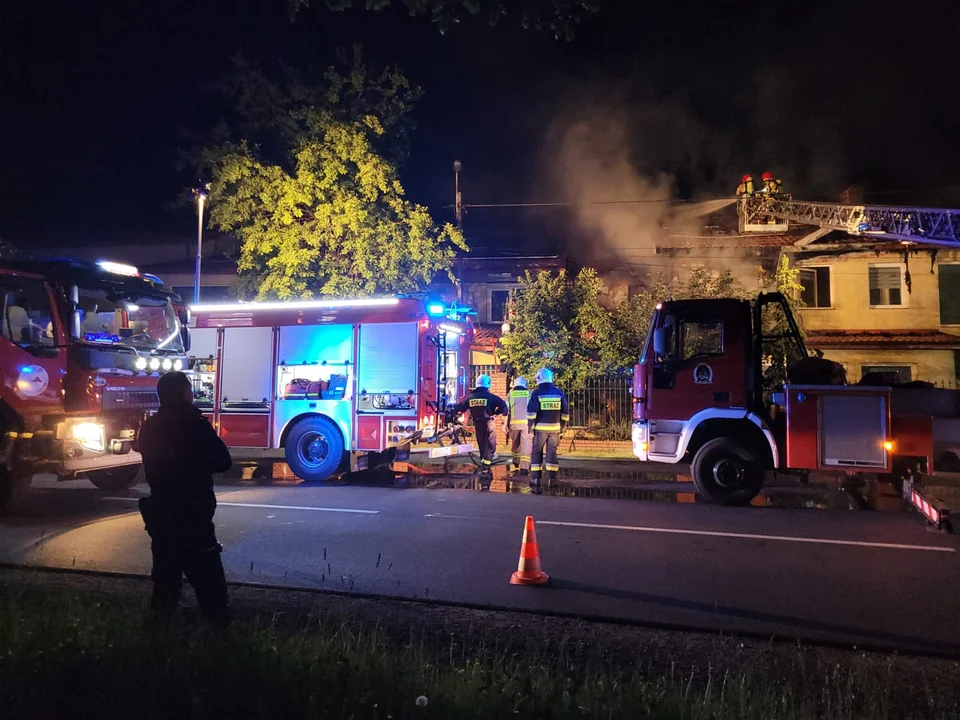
(71, 309), (82, 341)
(653, 327), (668, 358)
(178, 308), (190, 326)
(180, 326), (191, 353)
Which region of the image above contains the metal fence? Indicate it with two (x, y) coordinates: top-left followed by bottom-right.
(468, 366), (633, 429)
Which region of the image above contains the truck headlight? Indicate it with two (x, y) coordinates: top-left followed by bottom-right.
(70, 422), (105, 453)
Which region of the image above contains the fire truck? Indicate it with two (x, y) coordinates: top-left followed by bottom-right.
(630, 292), (945, 505)
(0, 259), (190, 509)
(187, 297), (470, 482)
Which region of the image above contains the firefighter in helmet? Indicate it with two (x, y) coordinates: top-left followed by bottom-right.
(527, 368), (569, 493)
(507, 376), (532, 475)
(455, 374), (507, 472)
(761, 171), (775, 194)
(736, 174), (754, 197)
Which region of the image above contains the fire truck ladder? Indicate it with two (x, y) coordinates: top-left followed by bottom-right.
(759, 198), (960, 248)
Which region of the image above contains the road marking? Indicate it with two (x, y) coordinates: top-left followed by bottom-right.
(536, 520), (956, 553)
(105, 497), (379, 515)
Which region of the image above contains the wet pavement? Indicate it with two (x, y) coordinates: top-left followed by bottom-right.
(224, 453), (960, 518)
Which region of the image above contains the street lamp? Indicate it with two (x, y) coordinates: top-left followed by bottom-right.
(192, 183), (210, 304)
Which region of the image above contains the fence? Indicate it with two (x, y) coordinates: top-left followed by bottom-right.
(468, 366), (633, 429)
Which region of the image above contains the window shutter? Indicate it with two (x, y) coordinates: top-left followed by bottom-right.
(869, 266), (901, 290)
(357, 322), (418, 394)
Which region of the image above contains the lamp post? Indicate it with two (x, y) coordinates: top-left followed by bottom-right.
(192, 183), (210, 304)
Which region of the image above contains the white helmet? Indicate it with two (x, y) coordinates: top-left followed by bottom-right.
(535, 368), (554, 384)
(514, 376), (527, 389)
(475, 374), (492, 389)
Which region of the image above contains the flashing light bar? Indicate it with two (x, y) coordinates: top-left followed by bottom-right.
(190, 297), (401, 313)
(97, 261), (140, 277)
(427, 303), (446, 316)
(438, 323), (463, 335)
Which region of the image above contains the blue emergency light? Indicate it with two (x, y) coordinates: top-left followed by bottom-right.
(427, 303), (446, 316)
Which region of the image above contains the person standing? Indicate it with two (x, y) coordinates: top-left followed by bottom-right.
(527, 368), (569, 493)
(506, 376), (532, 475)
(455, 374), (507, 472)
(137, 371), (232, 625)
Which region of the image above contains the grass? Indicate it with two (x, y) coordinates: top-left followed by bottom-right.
(1, 579), (959, 720)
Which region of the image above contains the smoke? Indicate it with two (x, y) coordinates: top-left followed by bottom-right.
(544, 106), (724, 267)
(545, 111), (670, 266)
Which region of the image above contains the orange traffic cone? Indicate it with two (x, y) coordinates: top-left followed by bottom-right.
(510, 515), (549, 586)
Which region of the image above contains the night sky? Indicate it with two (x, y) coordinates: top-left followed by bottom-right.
(2, 0), (958, 248)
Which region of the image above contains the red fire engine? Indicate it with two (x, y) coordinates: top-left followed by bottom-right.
(631, 293), (941, 506)
(187, 296), (470, 482)
(0, 259), (190, 509)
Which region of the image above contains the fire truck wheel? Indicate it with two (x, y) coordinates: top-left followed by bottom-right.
(285, 416), (344, 484)
(691, 438), (764, 506)
(0, 467), (30, 512)
(87, 464), (142, 491)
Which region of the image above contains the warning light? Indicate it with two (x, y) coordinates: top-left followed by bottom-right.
(884, 441), (894, 452)
(640, 441), (649, 452)
(427, 303), (445, 317)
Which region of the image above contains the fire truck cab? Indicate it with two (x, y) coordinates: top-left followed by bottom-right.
(0, 259), (190, 508)
(632, 293), (936, 505)
(188, 296), (470, 482)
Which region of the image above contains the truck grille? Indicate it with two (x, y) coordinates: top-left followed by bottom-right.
(102, 390), (160, 410)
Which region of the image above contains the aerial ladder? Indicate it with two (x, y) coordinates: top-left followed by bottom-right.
(738, 194), (960, 249)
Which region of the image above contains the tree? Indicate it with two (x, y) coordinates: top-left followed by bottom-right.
(498, 268), (607, 388)
(195, 55), (466, 299)
(293, 0), (602, 39)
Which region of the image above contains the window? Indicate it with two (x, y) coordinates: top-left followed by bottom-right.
(868, 265), (904, 307)
(489, 289), (510, 323)
(939, 265), (960, 324)
(861, 365), (912, 383)
(1, 279), (55, 347)
(799, 267), (831, 308)
(680, 320), (723, 361)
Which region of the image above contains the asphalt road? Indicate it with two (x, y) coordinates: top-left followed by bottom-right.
(2, 474), (959, 655)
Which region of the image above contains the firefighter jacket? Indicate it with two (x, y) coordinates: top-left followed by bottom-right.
(527, 382), (570, 433)
(455, 387), (508, 427)
(507, 385), (531, 428)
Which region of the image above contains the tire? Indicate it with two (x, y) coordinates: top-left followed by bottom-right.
(691, 438), (765, 506)
(0, 467), (30, 512)
(87, 464), (142, 491)
(284, 416), (344, 483)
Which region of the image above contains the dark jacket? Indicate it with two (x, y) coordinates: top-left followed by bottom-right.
(138, 403), (232, 512)
(527, 382), (570, 433)
(455, 386), (508, 427)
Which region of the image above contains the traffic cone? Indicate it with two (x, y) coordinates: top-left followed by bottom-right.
(510, 515), (549, 586)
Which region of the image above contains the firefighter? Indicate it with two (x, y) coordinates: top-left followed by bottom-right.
(507, 376), (532, 475)
(455, 374), (508, 472)
(736, 174), (754, 197)
(527, 368), (569, 493)
(761, 171), (775, 195)
(137, 371), (232, 626)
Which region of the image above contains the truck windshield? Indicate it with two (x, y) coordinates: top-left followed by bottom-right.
(77, 288), (182, 353)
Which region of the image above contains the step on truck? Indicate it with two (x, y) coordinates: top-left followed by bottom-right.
(187, 297), (471, 482)
(631, 292), (943, 505)
(0, 259), (190, 508)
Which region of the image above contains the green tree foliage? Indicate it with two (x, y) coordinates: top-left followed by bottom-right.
(498, 268), (607, 388)
(195, 53), (466, 299)
(293, 0), (601, 39)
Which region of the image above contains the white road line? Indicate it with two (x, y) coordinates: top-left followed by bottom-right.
(536, 520), (955, 553)
(105, 497), (378, 515)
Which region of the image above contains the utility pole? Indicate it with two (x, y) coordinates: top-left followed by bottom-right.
(453, 160), (463, 301)
(192, 183), (210, 305)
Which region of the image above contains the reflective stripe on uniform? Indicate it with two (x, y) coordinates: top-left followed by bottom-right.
(481, 458), (492, 465)
(545, 463), (559, 472)
(534, 423), (561, 432)
(560, 414), (570, 422)
(510, 420), (529, 427)
(530, 464), (542, 472)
